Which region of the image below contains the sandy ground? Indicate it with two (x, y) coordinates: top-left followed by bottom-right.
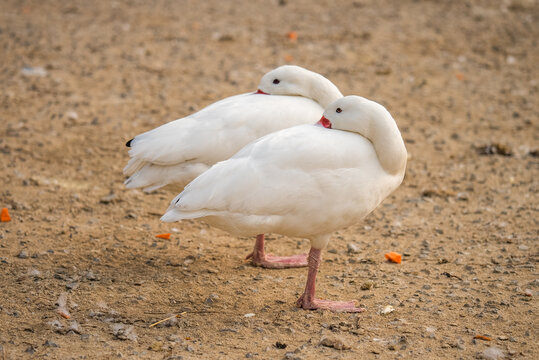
(1, 0), (538, 359)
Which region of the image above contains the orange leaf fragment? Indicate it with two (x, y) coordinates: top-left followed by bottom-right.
(284, 54), (294, 62)
(155, 233), (171, 240)
(287, 31), (298, 41)
(474, 335), (492, 341)
(384, 252), (402, 264)
(456, 73), (464, 81)
(1, 208), (11, 222)
(57, 310), (71, 319)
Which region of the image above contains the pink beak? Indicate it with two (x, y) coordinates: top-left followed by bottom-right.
(255, 89), (269, 95)
(317, 116), (332, 129)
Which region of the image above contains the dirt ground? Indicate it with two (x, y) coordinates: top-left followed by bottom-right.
(1, 0), (537, 359)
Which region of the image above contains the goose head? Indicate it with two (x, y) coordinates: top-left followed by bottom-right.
(256, 65), (343, 108)
(318, 96), (407, 175)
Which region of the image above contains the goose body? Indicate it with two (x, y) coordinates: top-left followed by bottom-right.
(162, 96), (407, 312)
(164, 125), (398, 241)
(124, 66), (342, 192)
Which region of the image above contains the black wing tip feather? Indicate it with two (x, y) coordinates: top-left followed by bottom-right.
(125, 138), (133, 147)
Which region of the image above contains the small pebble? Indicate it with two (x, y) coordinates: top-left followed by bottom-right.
(204, 293), (219, 304)
(480, 347), (505, 360)
(184, 255), (195, 265)
(66, 111), (78, 121)
(149, 341), (164, 352)
(68, 321), (81, 334)
(379, 305), (395, 315)
(44, 340), (58, 348)
(319, 335), (351, 350)
(111, 323), (137, 341)
(28, 268), (42, 277)
(347, 243), (360, 254)
(219, 328), (238, 333)
(360, 281), (375, 290)
(66, 281), (79, 290)
(21, 66), (47, 77)
(85, 271), (97, 280)
(17, 250), (29, 259)
(49, 320), (63, 331)
(284, 352), (302, 360)
(425, 326), (436, 339)
(100, 193), (117, 204)
(166, 334), (182, 343)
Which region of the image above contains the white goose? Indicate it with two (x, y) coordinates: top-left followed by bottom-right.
(162, 96), (407, 312)
(124, 65), (342, 193)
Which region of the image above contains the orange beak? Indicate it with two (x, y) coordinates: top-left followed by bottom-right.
(317, 116), (332, 129)
(255, 89), (269, 95)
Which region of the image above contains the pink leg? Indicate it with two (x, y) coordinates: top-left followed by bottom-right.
(245, 234), (308, 269)
(296, 248), (365, 312)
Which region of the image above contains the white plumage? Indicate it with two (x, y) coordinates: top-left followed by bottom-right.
(162, 95), (407, 312)
(123, 65), (342, 192)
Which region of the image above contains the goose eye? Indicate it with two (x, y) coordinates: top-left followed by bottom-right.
(336, 108), (342, 113)
(273, 79), (280, 84)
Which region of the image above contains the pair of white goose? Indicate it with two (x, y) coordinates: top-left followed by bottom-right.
(124, 66), (407, 312)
